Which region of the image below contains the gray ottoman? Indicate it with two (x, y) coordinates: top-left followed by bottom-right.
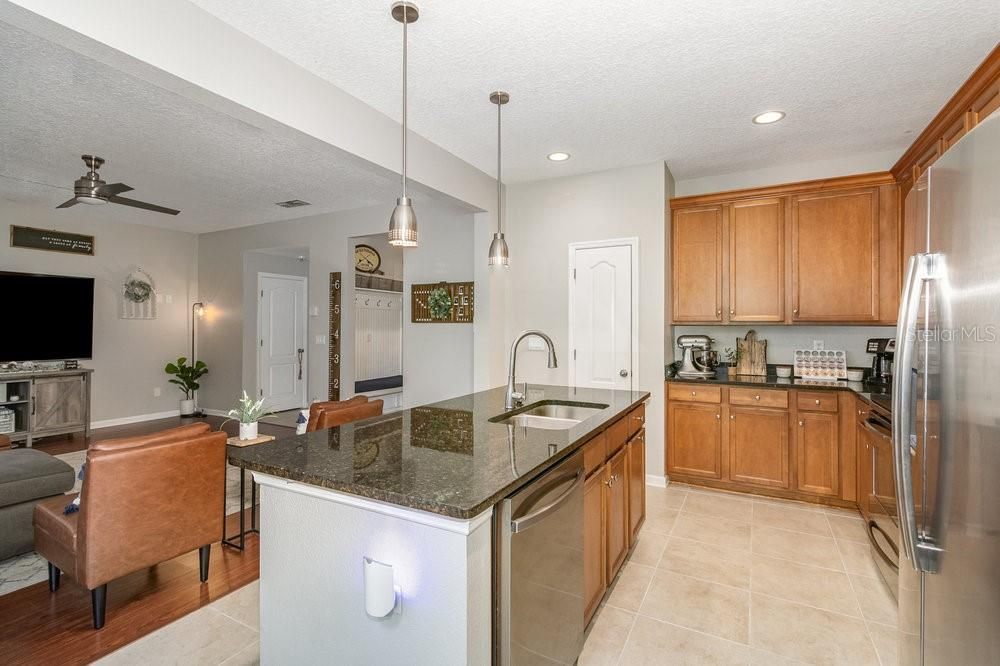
(0, 449), (75, 560)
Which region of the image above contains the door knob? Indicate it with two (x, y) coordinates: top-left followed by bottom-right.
(619, 369), (629, 378)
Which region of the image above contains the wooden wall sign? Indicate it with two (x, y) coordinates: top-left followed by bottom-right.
(411, 281), (475, 323)
(328, 272), (342, 401)
(10, 226), (94, 256)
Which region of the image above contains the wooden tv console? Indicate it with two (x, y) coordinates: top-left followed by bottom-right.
(0, 368), (92, 447)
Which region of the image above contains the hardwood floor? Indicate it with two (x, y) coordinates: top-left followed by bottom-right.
(1, 415), (287, 665)
(0, 512), (259, 665)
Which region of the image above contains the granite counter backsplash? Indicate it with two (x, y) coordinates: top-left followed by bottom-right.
(228, 384), (649, 520)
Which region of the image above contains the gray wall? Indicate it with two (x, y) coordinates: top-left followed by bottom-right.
(197, 201), (475, 412)
(0, 199), (198, 423)
(506, 162), (670, 481)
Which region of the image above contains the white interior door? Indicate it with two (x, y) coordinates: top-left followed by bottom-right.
(569, 242), (636, 391)
(258, 273), (307, 412)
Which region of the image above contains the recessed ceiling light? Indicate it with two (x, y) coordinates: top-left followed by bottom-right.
(547, 152), (571, 162)
(752, 111), (785, 125)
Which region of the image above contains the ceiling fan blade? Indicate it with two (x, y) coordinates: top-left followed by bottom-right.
(107, 195), (180, 216)
(56, 198), (79, 209)
(96, 182), (133, 196)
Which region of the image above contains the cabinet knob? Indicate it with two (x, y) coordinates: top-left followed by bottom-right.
(716, 413), (721, 420)
(754, 394), (761, 401)
(799, 420), (804, 426)
(691, 391), (697, 397)
(730, 414), (735, 420)
(815, 399), (821, 405)
(730, 308), (735, 315)
(793, 308), (799, 315)
(716, 308), (722, 316)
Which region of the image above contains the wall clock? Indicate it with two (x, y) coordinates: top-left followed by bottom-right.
(354, 244), (381, 274)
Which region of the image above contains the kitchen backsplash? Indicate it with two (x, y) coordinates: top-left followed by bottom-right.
(671, 325), (896, 367)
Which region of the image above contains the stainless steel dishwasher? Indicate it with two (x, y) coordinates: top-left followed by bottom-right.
(494, 451), (584, 665)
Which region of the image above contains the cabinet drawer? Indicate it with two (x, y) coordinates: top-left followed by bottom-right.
(667, 384), (721, 404)
(627, 404), (646, 438)
(796, 391), (838, 413)
(605, 417), (629, 458)
(729, 387), (787, 409)
(583, 432), (607, 478)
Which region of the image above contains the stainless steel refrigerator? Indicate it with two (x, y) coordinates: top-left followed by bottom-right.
(894, 111), (1000, 664)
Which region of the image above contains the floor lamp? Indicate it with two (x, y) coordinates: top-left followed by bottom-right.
(191, 302), (206, 418)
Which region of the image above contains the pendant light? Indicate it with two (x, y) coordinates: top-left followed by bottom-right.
(487, 90), (510, 267)
(388, 2), (419, 247)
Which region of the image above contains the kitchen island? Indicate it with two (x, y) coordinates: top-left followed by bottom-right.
(229, 384), (648, 665)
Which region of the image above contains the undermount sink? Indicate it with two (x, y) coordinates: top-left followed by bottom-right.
(490, 401), (608, 430)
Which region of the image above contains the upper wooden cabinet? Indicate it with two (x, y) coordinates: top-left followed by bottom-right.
(729, 198), (785, 322)
(671, 206), (723, 322)
(669, 174), (898, 325)
(790, 188), (879, 322)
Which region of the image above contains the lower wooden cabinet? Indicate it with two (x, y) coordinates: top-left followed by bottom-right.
(626, 431), (646, 544)
(583, 469), (606, 624)
(583, 407), (648, 626)
(604, 447), (629, 582)
(728, 407), (789, 489)
(794, 411), (840, 497)
(666, 401), (722, 479)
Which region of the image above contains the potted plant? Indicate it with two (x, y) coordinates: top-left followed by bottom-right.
(723, 347), (741, 377)
(164, 357), (208, 415)
(226, 390), (273, 441)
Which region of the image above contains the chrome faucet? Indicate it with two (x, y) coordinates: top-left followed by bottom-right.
(505, 330), (558, 410)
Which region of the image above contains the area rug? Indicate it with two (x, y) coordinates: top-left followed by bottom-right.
(0, 451), (256, 596)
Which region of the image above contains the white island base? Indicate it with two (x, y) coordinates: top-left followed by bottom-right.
(253, 473), (493, 665)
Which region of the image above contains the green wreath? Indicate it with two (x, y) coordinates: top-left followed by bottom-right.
(124, 278), (153, 303)
(427, 288), (453, 319)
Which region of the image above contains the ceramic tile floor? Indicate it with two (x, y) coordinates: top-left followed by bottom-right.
(581, 483), (897, 666)
(93, 483), (897, 666)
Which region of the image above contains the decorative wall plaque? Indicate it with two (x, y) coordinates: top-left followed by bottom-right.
(411, 281), (475, 323)
(10, 225), (94, 256)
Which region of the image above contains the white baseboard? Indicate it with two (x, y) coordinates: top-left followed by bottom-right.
(90, 410), (180, 430)
(645, 474), (667, 488)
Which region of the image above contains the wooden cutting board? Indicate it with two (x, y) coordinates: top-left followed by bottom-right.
(736, 330), (767, 376)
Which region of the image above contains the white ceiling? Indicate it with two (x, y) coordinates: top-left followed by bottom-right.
(0, 19), (415, 233)
(189, 0), (1000, 183)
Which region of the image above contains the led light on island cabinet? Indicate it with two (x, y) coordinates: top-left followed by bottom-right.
(364, 557), (401, 618)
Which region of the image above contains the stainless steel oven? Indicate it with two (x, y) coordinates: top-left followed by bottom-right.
(861, 402), (899, 598)
(494, 451), (584, 665)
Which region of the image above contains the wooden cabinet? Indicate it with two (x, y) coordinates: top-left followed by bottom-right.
(582, 407), (647, 625)
(626, 431), (646, 545)
(604, 447), (629, 582)
(31, 373), (90, 437)
(583, 469), (605, 624)
(728, 407), (789, 489)
(671, 206), (723, 322)
(795, 411), (840, 497)
(729, 197), (785, 321)
(790, 188), (879, 322)
(669, 174), (898, 324)
(666, 401), (722, 479)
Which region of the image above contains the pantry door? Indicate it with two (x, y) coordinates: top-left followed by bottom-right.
(258, 273), (307, 412)
(568, 239), (638, 391)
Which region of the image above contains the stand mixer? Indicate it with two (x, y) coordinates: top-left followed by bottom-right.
(676, 335), (718, 378)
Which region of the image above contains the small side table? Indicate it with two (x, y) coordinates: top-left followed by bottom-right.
(223, 434), (274, 550)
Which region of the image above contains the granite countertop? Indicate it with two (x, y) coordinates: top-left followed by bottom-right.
(666, 366), (891, 407)
(228, 384), (649, 520)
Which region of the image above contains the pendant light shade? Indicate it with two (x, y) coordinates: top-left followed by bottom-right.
(489, 90), (510, 267)
(389, 2), (419, 247)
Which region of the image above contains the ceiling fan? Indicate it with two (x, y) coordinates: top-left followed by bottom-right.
(56, 155), (180, 215)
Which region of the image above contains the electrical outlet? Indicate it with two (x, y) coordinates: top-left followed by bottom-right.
(315, 334), (328, 345)
(310, 306), (320, 317)
(812, 340), (825, 350)
(526, 336), (545, 351)
(153, 387), (161, 397)
(164, 294), (173, 304)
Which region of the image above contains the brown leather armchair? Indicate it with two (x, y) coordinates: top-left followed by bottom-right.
(0, 434), (10, 449)
(306, 395), (369, 432)
(33, 422), (226, 629)
(315, 399), (384, 429)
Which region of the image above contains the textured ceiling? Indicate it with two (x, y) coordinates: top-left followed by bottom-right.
(189, 0), (1000, 183)
(0, 20), (410, 232)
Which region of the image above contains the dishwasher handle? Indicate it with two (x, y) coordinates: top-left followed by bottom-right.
(510, 469), (583, 534)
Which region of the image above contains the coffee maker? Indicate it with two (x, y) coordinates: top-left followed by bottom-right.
(866, 338), (895, 385)
(676, 335), (718, 378)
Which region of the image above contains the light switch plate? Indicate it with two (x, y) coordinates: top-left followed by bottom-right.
(526, 335), (545, 351)
(315, 334), (328, 345)
(812, 340), (825, 350)
(310, 306), (320, 317)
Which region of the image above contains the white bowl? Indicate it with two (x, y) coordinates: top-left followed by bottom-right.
(775, 366), (792, 378)
(847, 369), (865, 382)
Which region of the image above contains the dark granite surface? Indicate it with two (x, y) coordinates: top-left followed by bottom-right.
(666, 366), (891, 408)
(228, 384), (649, 520)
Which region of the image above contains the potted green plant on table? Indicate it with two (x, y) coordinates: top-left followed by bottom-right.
(164, 357), (208, 416)
(226, 391), (273, 441)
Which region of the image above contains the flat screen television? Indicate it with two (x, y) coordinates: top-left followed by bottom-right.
(0, 272), (95, 362)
